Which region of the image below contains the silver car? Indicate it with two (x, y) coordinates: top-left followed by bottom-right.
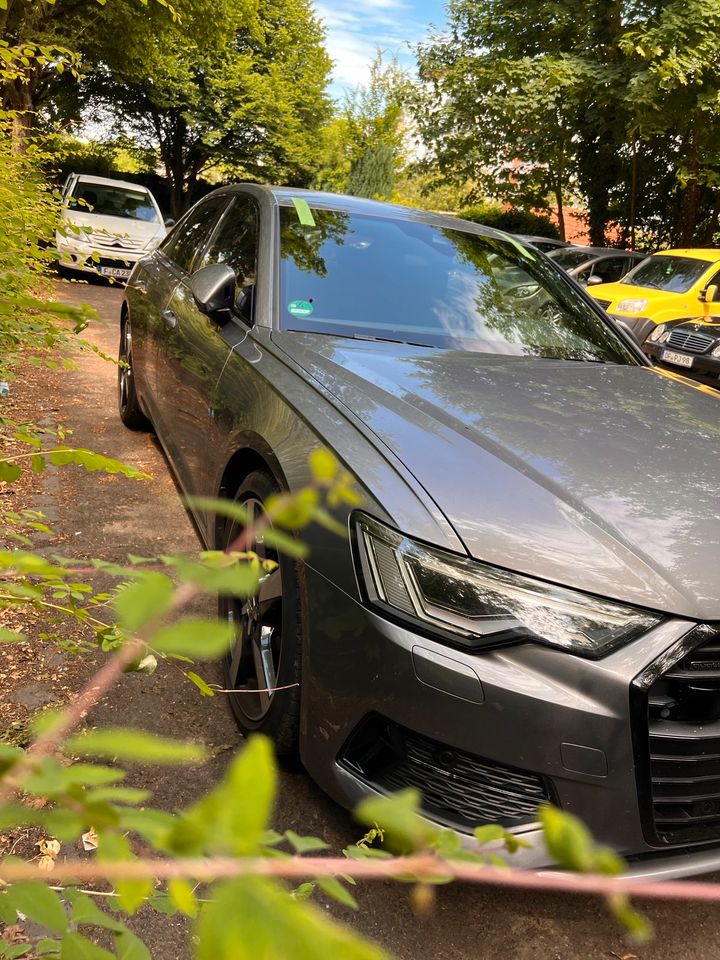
(119, 185), (720, 879)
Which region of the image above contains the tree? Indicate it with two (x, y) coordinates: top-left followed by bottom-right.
(314, 52), (410, 201)
(77, 0), (331, 214)
(414, 0), (720, 247)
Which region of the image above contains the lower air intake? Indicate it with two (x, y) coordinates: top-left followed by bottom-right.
(340, 715), (551, 830)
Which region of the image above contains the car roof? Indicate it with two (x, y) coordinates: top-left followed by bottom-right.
(515, 234), (567, 245)
(237, 185), (512, 239)
(72, 173), (151, 192)
(552, 245), (636, 257)
(655, 248), (720, 262)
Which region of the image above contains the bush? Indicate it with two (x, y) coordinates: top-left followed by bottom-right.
(459, 203), (560, 238)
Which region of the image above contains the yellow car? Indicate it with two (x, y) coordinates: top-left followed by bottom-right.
(587, 248), (720, 343)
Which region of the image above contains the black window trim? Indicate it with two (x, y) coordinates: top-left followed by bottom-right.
(159, 194), (233, 276)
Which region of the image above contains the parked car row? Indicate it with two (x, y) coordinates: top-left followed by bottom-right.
(116, 184), (720, 879)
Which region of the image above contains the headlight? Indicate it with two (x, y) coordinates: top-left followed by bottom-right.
(712, 343), (720, 358)
(356, 515), (661, 658)
(615, 298), (648, 314)
(647, 324), (667, 343)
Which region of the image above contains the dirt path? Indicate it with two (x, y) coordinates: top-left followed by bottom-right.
(3, 278), (720, 960)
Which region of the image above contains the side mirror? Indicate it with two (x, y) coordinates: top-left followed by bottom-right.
(586, 275), (603, 286)
(189, 263), (236, 326)
(164, 218), (176, 228)
(701, 284), (718, 319)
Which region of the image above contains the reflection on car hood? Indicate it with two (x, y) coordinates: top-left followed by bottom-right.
(274, 331), (720, 619)
(590, 281), (686, 305)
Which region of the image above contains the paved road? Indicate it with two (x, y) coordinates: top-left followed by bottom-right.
(39, 278), (720, 959)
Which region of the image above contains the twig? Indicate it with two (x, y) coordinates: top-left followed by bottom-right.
(2, 854), (720, 903)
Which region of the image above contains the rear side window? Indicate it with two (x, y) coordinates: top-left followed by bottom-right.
(163, 196), (229, 272)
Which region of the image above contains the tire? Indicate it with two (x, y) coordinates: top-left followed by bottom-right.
(118, 318), (151, 430)
(220, 469), (302, 758)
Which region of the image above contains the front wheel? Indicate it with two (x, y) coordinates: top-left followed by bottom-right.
(118, 318), (151, 430)
(220, 469), (302, 757)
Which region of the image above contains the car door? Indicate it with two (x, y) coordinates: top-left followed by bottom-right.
(154, 192), (260, 499)
(142, 194), (233, 439)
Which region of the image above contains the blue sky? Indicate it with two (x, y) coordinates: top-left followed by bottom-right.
(314, 0), (448, 99)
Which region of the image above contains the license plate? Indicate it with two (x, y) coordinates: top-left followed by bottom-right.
(99, 266), (131, 279)
(662, 349), (694, 369)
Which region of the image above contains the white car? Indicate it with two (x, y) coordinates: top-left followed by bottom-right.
(56, 174), (170, 282)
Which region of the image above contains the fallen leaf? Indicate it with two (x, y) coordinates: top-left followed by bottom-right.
(36, 837), (61, 858)
(82, 827), (98, 851)
(37, 855), (55, 872)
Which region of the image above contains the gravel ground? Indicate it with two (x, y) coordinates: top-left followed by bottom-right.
(2, 277), (720, 960)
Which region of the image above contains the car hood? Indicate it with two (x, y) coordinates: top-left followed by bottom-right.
(60, 210), (161, 242)
(667, 318), (720, 340)
(589, 281), (685, 308)
(274, 331), (720, 619)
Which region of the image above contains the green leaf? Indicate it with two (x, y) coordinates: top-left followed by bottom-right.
(60, 932), (116, 959)
(96, 834), (152, 915)
(196, 878), (389, 960)
(187, 671), (215, 696)
(66, 728), (206, 765)
(113, 573), (175, 631)
(0, 462), (22, 482)
(167, 878), (197, 917)
(48, 447), (149, 480)
(0, 940), (31, 959)
(84, 786), (152, 806)
(66, 890), (126, 932)
(473, 825), (506, 847)
(168, 735), (275, 856)
(115, 931), (151, 960)
(31, 453), (46, 475)
(538, 805), (594, 872)
(309, 448), (338, 483)
(7, 883), (68, 935)
(356, 789), (439, 853)
(316, 875), (358, 910)
(35, 938), (61, 956)
(284, 830), (329, 854)
(258, 527), (308, 558)
(0, 627), (25, 643)
(607, 893), (653, 943)
(151, 618), (234, 659)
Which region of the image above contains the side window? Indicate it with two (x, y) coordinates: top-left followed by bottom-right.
(198, 196), (259, 320)
(593, 257), (630, 284)
(162, 196), (229, 273)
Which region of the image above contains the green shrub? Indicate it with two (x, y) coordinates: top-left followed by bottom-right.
(459, 203), (560, 238)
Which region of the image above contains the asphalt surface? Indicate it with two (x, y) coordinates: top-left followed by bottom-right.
(29, 277), (720, 959)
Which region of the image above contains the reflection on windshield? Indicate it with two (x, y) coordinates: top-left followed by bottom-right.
(67, 184), (159, 222)
(621, 255), (711, 293)
(549, 249), (596, 270)
(279, 207), (638, 364)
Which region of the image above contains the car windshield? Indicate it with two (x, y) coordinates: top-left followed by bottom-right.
(279, 207), (639, 363)
(549, 248), (597, 269)
(67, 183), (159, 222)
(621, 255), (712, 293)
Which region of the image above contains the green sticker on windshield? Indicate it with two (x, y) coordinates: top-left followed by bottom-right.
(292, 197), (316, 226)
(287, 299), (314, 318)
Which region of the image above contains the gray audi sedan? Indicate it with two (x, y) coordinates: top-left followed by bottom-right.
(119, 186), (720, 879)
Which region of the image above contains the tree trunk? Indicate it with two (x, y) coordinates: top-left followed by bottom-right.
(629, 139), (638, 251)
(704, 193), (720, 245)
(554, 183), (565, 241)
(678, 178), (701, 246)
(4, 77), (35, 153)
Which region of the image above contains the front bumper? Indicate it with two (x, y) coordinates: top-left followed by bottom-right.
(645, 342), (720, 388)
(57, 238), (151, 280)
(301, 565), (720, 879)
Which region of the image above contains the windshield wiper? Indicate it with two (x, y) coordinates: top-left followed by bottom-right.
(349, 333), (437, 349)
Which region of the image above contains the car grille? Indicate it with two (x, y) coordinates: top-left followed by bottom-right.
(666, 329), (715, 353)
(84, 256), (131, 270)
(642, 626), (720, 844)
(90, 233), (145, 251)
(594, 299), (611, 310)
(340, 715), (552, 830)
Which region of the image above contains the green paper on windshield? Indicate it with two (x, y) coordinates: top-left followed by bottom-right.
(292, 197), (316, 226)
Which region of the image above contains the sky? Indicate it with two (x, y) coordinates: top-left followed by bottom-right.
(314, 0), (448, 99)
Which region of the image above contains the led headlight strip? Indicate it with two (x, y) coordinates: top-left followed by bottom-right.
(356, 514), (661, 658)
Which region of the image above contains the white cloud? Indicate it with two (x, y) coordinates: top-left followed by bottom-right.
(314, 0), (436, 97)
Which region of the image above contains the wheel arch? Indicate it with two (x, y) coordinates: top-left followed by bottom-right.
(214, 435), (290, 549)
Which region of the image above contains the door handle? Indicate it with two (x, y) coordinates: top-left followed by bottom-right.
(127, 278), (147, 295)
(162, 309), (178, 329)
